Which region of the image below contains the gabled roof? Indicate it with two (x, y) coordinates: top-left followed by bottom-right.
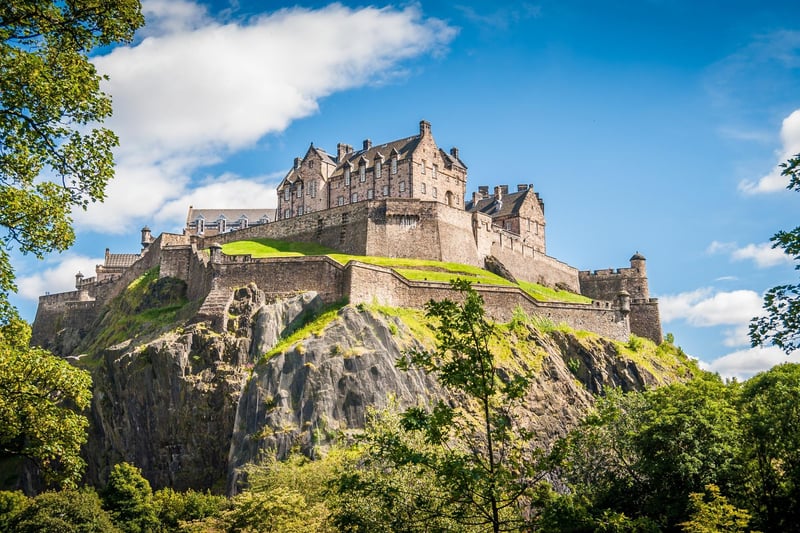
(440, 148), (466, 170)
(466, 189), (535, 218)
(334, 135), (421, 174)
(187, 208), (276, 223)
(104, 253), (140, 269)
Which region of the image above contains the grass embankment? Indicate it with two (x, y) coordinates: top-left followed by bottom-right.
(219, 238), (591, 304)
(78, 267), (189, 358)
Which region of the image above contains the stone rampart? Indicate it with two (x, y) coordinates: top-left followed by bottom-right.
(630, 299), (663, 345)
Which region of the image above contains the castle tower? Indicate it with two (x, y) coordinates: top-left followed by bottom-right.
(627, 252), (649, 300)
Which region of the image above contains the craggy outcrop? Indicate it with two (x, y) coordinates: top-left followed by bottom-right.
(65, 278), (689, 494)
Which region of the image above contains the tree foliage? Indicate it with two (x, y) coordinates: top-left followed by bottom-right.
(102, 462), (158, 533)
(0, 0), (143, 321)
(9, 488), (120, 533)
(0, 319), (91, 487)
(750, 153), (800, 353)
(393, 279), (540, 532)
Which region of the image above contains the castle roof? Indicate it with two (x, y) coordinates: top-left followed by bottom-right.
(466, 188), (535, 218)
(187, 208), (276, 223)
(334, 135), (421, 173)
(104, 253), (140, 269)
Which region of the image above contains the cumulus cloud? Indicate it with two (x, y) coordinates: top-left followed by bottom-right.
(739, 108), (800, 194)
(17, 255), (105, 301)
(77, 1), (457, 233)
(659, 287), (764, 327)
(705, 345), (800, 380)
(707, 240), (793, 268)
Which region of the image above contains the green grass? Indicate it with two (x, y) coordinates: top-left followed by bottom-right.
(219, 237), (592, 304)
(261, 300), (347, 362)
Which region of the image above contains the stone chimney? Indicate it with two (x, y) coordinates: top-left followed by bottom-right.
(499, 184), (509, 195)
(337, 143), (349, 162)
(450, 147), (459, 160)
(472, 191), (481, 205)
(517, 184), (528, 192)
(294, 157), (301, 169)
(419, 120), (431, 137)
(478, 185), (489, 197)
(363, 139), (372, 151)
(494, 186), (503, 202)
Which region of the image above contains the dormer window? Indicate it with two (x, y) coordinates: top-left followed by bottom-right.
(375, 159), (382, 179)
(344, 166), (351, 185)
(239, 216), (248, 229)
(197, 218), (205, 234)
(283, 188), (290, 201)
(359, 163), (366, 182)
(296, 183), (303, 198)
(391, 157), (398, 175)
(218, 217), (226, 233)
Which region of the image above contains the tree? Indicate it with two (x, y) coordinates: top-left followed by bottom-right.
(750, 153), (800, 353)
(393, 279), (540, 532)
(0, 0), (143, 321)
(102, 462), (158, 533)
(679, 485), (751, 533)
(738, 363), (800, 532)
(9, 488), (120, 533)
(0, 319), (92, 487)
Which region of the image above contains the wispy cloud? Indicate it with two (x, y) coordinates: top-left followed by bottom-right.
(659, 287), (763, 327)
(707, 240), (793, 268)
(704, 345), (800, 380)
(76, 0), (457, 234)
(739, 108), (800, 194)
(455, 3), (542, 31)
(17, 254), (105, 301)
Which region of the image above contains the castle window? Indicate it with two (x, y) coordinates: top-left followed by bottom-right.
(337, 196), (344, 206)
(432, 164), (437, 179)
(359, 164), (366, 182)
(375, 160), (382, 179)
(344, 167), (351, 185)
(421, 182), (426, 194)
(310, 181), (317, 198)
(284, 208), (291, 218)
(283, 188), (290, 201)
(240, 217), (248, 229)
(197, 218), (204, 234)
(432, 187), (437, 198)
(352, 192), (358, 203)
(296, 183), (303, 197)
(297, 206), (303, 216)
(391, 157), (397, 175)
(535, 222), (539, 235)
(218, 218), (226, 233)
(420, 160), (426, 175)
(367, 188), (374, 199)
(383, 185), (389, 196)
(505, 221), (512, 231)
(399, 181), (406, 192)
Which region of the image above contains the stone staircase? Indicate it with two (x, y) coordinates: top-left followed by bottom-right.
(196, 287), (233, 332)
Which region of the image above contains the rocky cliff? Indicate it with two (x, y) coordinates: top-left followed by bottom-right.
(53, 272), (692, 494)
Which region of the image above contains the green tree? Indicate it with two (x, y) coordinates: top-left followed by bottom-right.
(739, 363), (800, 532)
(750, 153), (800, 353)
(679, 485), (751, 533)
(152, 487), (228, 532)
(394, 279), (540, 532)
(102, 462), (158, 533)
(9, 488), (120, 533)
(0, 0), (143, 321)
(0, 319), (92, 487)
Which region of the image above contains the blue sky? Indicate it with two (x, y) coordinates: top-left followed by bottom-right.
(12, 0), (799, 378)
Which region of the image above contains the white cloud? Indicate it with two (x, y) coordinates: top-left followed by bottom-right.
(16, 255), (105, 301)
(705, 345), (800, 380)
(739, 108), (800, 194)
(707, 240), (793, 268)
(659, 287), (763, 327)
(156, 175), (280, 231)
(81, 1), (457, 233)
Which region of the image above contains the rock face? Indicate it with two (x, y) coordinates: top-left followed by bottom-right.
(71, 279), (684, 494)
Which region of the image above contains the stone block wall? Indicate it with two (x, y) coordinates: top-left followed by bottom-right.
(630, 299), (663, 345)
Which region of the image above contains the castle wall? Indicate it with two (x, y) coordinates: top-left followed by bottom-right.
(579, 267), (649, 301)
(487, 230), (579, 291)
(344, 261), (629, 341)
(630, 300), (663, 345)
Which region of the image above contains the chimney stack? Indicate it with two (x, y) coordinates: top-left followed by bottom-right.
(363, 139), (372, 150)
(450, 147), (459, 159)
(478, 186), (489, 197)
(294, 157), (301, 169)
(337, 143), (349, 162)
(517, 184), (527, 192)
(419, 119), (431, 137)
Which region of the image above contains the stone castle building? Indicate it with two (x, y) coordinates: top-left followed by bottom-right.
(33, 120), (663, 348)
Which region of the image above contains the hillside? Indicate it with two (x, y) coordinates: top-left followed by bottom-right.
(61, 267), (695, 493)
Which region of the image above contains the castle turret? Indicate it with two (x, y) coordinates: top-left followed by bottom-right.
(75, 271), (84, 289)
(141, 226), (153, 250)
(629, 252), (649, 299)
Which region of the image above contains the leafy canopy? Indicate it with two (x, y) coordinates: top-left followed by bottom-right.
(0, 0), (143, 321)
(0, 319), (91, 487)
(750, 153), (800, 353)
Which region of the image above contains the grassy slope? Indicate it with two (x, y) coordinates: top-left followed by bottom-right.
(219, 238), (591, 304)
